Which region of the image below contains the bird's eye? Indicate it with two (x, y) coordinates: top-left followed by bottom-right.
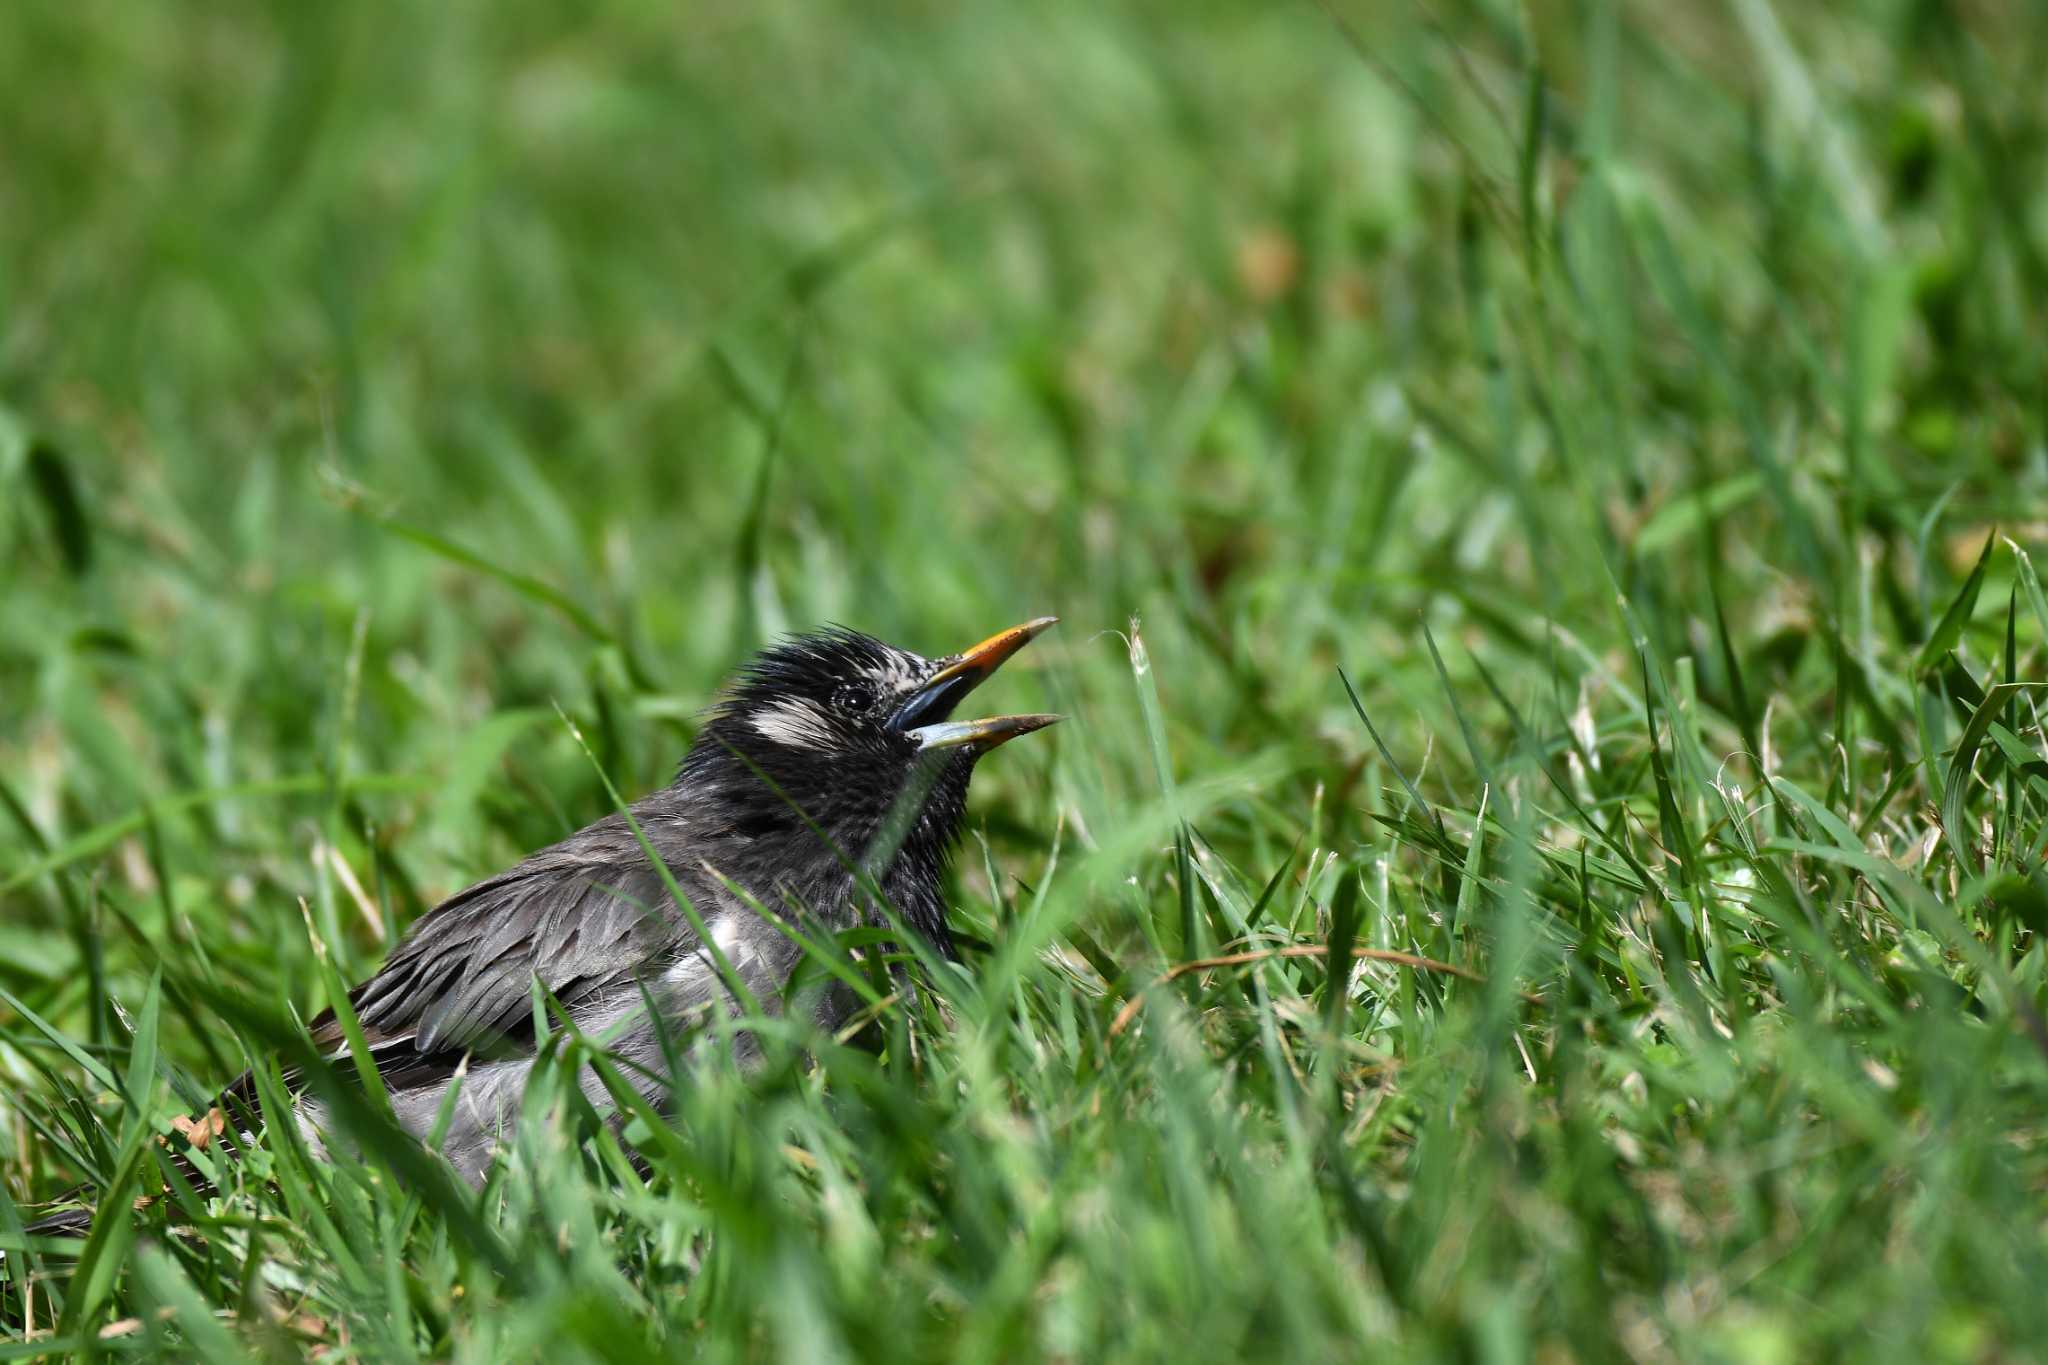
(831, 683), (871, 716)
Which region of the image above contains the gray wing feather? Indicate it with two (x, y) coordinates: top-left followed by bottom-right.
(345, 810), (693, 1058)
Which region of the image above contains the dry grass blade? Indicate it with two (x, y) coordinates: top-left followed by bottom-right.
(1108, 945), (1541, 1038)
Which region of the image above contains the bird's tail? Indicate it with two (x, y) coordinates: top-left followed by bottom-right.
(19, 1202), (96, 1241)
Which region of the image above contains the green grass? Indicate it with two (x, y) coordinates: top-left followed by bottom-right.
(4, 0), (2048, 1359)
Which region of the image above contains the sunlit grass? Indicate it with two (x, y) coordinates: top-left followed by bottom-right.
(4, 0), (2048, 1359)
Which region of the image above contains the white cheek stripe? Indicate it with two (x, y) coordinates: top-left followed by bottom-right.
(750, 697), (839, 750)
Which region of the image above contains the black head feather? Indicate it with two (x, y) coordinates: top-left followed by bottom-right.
(674, 626), (1010, 955)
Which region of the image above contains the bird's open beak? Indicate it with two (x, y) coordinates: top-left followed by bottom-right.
(890, 615), (1060, 741)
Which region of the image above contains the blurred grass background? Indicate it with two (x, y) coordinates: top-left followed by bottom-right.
(4, 0), (2048, 1360)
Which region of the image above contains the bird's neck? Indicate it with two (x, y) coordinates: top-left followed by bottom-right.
(870, 755), (973, 957)
(668, 752), (972, 958)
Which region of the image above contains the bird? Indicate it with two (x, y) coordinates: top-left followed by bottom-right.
(24, 616), (1059, 1229)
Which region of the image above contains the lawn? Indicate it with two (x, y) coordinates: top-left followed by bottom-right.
(4, 1), (2047, 1360)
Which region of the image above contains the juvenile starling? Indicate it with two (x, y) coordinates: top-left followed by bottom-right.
(32, 617), (1059, 1213)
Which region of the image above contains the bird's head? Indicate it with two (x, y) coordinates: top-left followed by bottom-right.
(679, 618), (1059, 951)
